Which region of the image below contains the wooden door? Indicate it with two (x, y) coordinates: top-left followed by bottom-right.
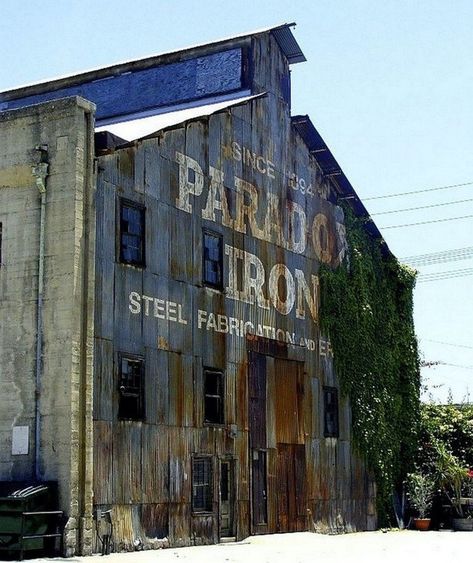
(276, 444), (307, 532)
(219, 460), (234, 537)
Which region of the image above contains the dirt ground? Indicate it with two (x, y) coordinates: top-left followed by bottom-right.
(25, 530), (471, 563)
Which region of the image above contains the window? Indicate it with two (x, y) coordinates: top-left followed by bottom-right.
(0, 223), (2, 266)
(118, 354), (145, 420)
(119, 199), (145, 266)
(204, 369), (224, 424)
(192, 457), (213, 512)
(203, 230), (223, 288)
(323, 387), (339, 438)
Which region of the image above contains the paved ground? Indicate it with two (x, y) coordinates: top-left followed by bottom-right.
(25, 530), (471, 563)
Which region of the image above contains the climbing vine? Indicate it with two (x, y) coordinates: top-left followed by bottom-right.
(319, 208), (421, 524)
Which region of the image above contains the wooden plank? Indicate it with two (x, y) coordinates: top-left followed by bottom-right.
(248, 352), (266, 450)
(93, 338), (114, 421)
(168, 427), (192, 503)
(191, 514), (218, 545)
(144, 347), (168, 425)
(168, 352), (194, 427)
(141, 503), (169, 540)
(274, 358), (304, 445)
(93, 421), (113, 504)
(94, 178), (115, 340)
(141, 424), (169, 504)
(168, 503), (191, 547)
(112, 423), (142, 504)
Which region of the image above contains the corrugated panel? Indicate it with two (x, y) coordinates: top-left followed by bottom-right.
(271, 25), (306, 64)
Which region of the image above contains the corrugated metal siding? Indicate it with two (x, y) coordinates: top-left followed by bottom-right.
(92, 32), (376, 549)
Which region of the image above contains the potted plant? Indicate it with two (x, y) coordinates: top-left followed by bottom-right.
(433, 441), (473, 530)
(406, 472), (435, 530)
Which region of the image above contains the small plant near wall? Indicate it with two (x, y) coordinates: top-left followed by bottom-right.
(319, 207), (421, 525)
(406, 472), (435, 529)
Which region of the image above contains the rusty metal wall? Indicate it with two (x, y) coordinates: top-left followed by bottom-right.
(92, 32), (376, 550)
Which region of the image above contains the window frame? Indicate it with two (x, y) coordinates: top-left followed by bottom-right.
(323, 386), (339, 438)
(117, 353), (145, 421)
(118, 198), (146, 267)
(203, 368), (225, 426)
(192, 456), (214, 513)
(202, 229), (223, 289)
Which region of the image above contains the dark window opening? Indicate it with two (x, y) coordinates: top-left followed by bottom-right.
(192, 457), (213, 512)
(118, 354), (145, 420)
(204, 369), (224, 425)
(203, 230), (223, 288)
(324, 387), (339, 438)
(119, 199), (145, 266)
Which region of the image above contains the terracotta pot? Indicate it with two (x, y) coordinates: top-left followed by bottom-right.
(413, 518), (431, 531)
(452, 518), (473, 531)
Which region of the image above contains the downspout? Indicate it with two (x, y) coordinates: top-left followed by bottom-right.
(32, 146), (49, 482)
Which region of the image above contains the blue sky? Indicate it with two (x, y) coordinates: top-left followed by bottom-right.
(1, 0), (472, 402)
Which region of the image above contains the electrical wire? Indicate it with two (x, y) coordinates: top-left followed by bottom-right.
(364, 180), (473, 201)
(401, 246), (473, 266)
(381, 213), (473, 229)
(423, 338), (473, 351)
(420, 360), (473, 371)
(416, 267), (473, 282)
(371, 197), (473, 216)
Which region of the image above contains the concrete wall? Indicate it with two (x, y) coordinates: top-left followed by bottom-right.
(0, 96), (96, 555)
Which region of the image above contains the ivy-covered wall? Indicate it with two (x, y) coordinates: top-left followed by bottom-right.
(319, 208), (421, 524)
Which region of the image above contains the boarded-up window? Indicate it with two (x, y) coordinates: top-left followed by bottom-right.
(192, 457), (213, 512)
(204, 369), (224, 424)
(118, 355), (145, 420)
(203, 230), (222, 288)
(323, 387), (339, 438)
(119, 199), (145, 266)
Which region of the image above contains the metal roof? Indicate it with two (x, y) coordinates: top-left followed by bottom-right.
(271, 24), (306, 64)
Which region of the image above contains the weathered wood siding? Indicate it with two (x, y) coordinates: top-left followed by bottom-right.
(93, 32), (376, 549)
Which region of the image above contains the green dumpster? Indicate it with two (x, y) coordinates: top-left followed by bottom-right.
(0, 482), (63, 560)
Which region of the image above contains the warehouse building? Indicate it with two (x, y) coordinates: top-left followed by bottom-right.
(0, 25), (382, 555)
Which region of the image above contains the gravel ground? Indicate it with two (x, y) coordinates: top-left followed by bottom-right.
(25, 530), (471, 563)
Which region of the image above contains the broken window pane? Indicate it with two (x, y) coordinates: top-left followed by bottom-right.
(203, 230), (222, 288)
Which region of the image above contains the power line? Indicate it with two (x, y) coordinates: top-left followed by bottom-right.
(417, 266), (473, 279)
(401, 246), (473, 267)
(364, 180), (473, 201)
(371, 197), (473, 216)
(381, 213), (473, 229)
(423, 338), (473, 351)
(416, 267), (473, 283)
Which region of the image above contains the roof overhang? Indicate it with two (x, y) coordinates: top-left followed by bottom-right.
(292, 115), (389, 252)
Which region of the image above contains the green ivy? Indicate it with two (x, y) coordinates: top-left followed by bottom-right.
(319, 208), (421, 525)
